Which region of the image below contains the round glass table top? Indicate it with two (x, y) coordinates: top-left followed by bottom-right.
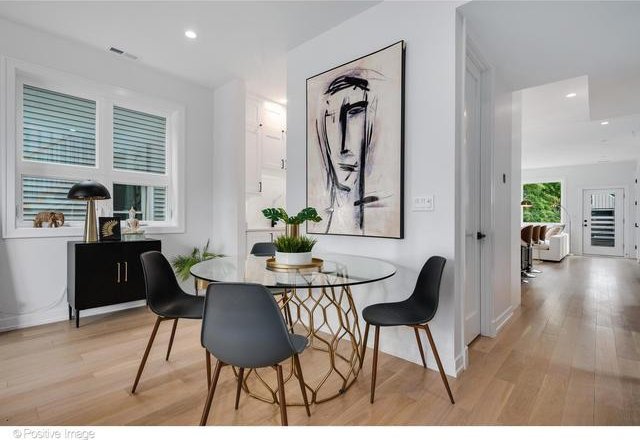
(190, 253), (397, 288)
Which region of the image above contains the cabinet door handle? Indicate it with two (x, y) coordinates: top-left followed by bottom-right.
(124, 261), (128, 282)
(280, 159), (284, 169)
(117, 262), (121, 283)
(259, 181), (262, 192)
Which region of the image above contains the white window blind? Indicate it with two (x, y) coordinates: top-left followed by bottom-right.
(113, 106), (166, 174)
(22, 176), (86, 222)
(22, 85), (96, 166)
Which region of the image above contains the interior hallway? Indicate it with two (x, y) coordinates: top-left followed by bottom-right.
(0, 256), (638, 425)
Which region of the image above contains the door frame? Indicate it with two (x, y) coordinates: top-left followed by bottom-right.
(461, 37), (494, 347)
(581, 185), (627, 257)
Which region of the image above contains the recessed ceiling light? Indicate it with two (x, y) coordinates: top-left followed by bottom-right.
(184, 30), (197, 39)
(565, 93), (577, 98)
(600, 121), (609, 125)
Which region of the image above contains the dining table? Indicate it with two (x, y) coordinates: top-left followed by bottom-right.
(190, 252), (396, 405)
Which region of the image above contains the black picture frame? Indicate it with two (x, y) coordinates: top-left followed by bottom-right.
(98, 217), (121, 241)
(305, 40), (406, 239)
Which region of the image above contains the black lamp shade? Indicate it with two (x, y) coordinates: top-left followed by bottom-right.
(67, 180), (111, 200)
(521, 199), (533, 208)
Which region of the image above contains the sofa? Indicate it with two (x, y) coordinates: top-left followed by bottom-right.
(533, 232), (569, 262)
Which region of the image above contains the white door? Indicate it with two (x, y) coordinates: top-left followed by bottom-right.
(463, 55), (483, 345)
(583, 188), (624, 256)
(245, 127), (261, 193)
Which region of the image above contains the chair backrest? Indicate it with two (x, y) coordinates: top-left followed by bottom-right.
(201, 283), (297, 368)
(521, 225), (533, 244)
(539, 225), (548, 242)
(408, 256), (447, 323)
(531, 225), (541, 243)
(140, 251), (183, 315)
(250, 242), (276, 257)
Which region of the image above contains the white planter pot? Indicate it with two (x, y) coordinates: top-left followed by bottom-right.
(275, 251), (312, 265)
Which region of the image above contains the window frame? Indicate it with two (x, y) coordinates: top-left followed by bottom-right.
(1, 57), (185, 238)
(521, 177), (565, 224)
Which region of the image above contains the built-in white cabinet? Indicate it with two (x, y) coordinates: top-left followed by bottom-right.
(245, 96), (286, 194)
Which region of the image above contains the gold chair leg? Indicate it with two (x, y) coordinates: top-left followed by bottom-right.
(413, 327), (427, 368)
(131, 316), (163, 394)
(200, 360), (224, 426)
(205, 350), (211, 388)
(424, 324), (455, 404)
(360, 322), (370, 369)
(165, 318), (179, 361)
(235, 368), (244, 410)
(370, 325), (380, 404)
(276, 364), (288, 426)
(293, 354), (311, 417)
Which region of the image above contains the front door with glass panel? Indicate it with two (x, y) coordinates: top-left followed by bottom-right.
(583, 188), (624, 256)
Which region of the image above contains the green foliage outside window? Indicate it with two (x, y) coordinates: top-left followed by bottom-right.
(523, 182), (561, 223)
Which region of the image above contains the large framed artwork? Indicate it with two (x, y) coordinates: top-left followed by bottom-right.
(306, 40), (405, 239)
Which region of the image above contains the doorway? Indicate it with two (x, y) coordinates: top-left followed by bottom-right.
(583, 188), (624, 256)
(463, 52), (483, 345)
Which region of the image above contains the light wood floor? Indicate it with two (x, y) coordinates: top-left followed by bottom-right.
(1, 256), (639, 425)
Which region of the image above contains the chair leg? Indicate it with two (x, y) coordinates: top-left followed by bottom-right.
(293, 354), (311, 417)
(200, 360), (224, 426)
(275, 364), (288, 426)
(360, 322), (370, 369)
(165, 318), (179, 361)
(370, 325), (380, 404)
(131, 316), (163, 394)
(424, 324), (455, 404)
(235, 368), (244, 410)
(414, 327), (427, 368)
(205, 350), (211, 388)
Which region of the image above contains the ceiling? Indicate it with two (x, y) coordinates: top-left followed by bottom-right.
(0, 1), (378, 102)
(522, 76), (640, 169)
(460, 1), (640, 169)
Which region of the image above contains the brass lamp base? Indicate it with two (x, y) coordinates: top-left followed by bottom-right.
(83, 199), (98, 243)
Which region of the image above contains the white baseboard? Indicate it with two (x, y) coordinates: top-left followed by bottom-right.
(0, 300), (146, 332)
(492, 305), (514, 335)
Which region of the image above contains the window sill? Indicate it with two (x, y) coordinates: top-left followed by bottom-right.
(2, 224), (185, 239)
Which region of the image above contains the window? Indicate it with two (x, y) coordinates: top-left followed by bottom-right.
(522, 181), (562, 223)
(2, 59), (185, 238)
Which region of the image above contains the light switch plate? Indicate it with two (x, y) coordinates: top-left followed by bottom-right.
(413, 195), (434, 211)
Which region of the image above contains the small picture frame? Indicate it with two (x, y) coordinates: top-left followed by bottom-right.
(99, 217), (121, 241)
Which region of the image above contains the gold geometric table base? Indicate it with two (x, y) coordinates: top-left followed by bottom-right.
(238, 285), (363, 405)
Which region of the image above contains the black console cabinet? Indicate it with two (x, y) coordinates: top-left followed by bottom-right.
(67, 239), (161, 327)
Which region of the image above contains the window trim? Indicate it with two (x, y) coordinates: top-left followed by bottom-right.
(1, 57), (185, 238)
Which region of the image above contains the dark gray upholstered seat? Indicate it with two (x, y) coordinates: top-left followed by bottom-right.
(199, 282), (311, 426)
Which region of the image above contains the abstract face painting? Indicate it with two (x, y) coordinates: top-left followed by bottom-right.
(307, 41), (404, 239)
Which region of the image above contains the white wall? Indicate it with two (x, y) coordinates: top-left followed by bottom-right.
(0, 18), (215, 330)
(287, 1), (463, 375)
(522, 160), (637, 257)
(212, 79), (246, 269)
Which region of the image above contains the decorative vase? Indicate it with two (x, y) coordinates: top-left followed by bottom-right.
(275, 251), (312, 265)
(285, 224), (300, 238)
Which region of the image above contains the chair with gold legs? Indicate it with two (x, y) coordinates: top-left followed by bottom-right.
(360, 256), (454, 405)
(199, 282), (311, 426)
(132, 251), (209, 394)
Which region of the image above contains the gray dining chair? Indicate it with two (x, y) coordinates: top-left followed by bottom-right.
(133, 251), (210, 393)
(199, 282), (311, 426)
(249, 242), (277, 257)
(360, 256), (454, 405)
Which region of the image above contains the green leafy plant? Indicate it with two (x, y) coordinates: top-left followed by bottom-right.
(262, 207), (322, 225)
(273, 235), (317, 253)
(171, 240), (224, 282)
(522, 182), (561, 223)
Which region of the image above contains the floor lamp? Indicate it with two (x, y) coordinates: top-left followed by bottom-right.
(554, 203), (572, 255)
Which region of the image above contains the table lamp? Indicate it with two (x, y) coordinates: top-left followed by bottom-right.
(67, 180), (111, 243)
